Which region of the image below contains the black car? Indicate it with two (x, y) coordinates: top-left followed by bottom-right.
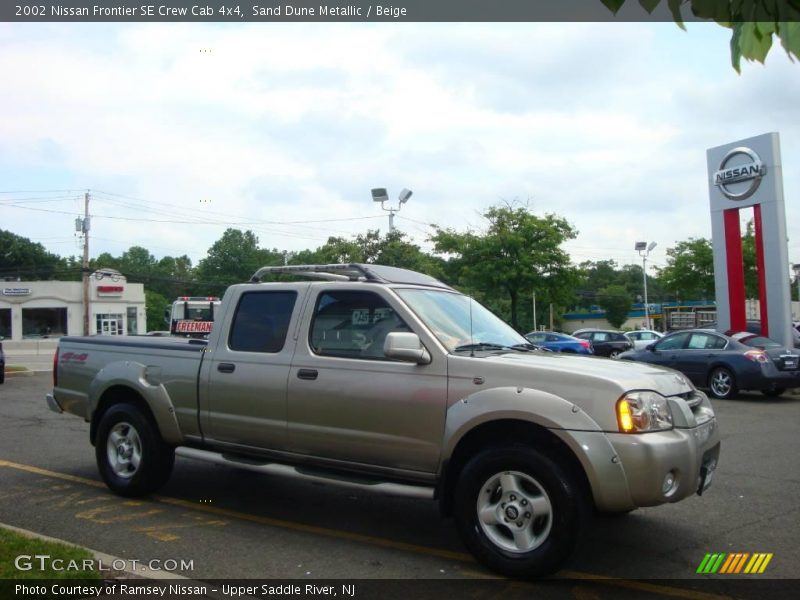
(619, 329), (800, 399)
(572, 329), (632, 358)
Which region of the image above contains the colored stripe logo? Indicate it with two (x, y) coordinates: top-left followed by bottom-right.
(697, 553), (773, 574)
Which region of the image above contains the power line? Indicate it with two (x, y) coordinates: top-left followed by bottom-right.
(4, 201), (385, 227)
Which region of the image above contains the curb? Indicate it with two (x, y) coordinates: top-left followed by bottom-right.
(4, 367), (35, 378)
(0, 522), (189, 581)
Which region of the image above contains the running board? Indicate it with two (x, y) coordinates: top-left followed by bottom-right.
(175, 447), (435, 500)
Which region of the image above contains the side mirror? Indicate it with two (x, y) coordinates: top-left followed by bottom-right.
(384, 332), (431, 365)
(646, 343), (656, 351)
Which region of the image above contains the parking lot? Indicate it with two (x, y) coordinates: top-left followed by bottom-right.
(0, 372), (798, 597)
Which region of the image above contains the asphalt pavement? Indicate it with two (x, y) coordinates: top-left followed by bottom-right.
(0, 373), (798, 598)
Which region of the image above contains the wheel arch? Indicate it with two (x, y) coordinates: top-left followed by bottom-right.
(91, 385), (174, 447)
(439, 419), (591, 517)
(87, 361), (184, 446)
(705, 361), (737, 384)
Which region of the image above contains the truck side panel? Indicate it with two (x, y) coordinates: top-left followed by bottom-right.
(55, 336), (206, 442)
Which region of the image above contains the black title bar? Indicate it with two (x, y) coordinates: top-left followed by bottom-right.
(5, 0), (800, 23)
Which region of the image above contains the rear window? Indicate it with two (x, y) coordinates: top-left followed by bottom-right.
(741, 336), (781, 348)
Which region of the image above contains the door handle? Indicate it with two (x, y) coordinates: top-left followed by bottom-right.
(217, 363), (236, 373)
(297, 368), (318, 380)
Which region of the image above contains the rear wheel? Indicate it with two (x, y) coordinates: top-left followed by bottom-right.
(453, 446), (587, 578)
(95, 403), (174, 497)
(608, 350), (622, 359)
(708, 367), (737, 399)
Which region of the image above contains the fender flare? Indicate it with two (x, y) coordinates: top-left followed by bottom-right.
(88, 361), (183, 446)
(443, 387), (634, 512)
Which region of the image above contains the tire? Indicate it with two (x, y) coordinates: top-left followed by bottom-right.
(762, 387), (786, 398)
(453, 446), (588, 579)
(0, 368), (4, 384)
(95, 403), (174, 497)
(608, 350), (622, 359)
(708, 367), (738, 399)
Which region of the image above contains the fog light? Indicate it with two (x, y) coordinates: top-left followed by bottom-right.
(662, 471), (677, 495)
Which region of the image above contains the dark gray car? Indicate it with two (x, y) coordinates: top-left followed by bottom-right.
(620, 329), (800, 399)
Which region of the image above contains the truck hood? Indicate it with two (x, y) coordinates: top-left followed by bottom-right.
(447, 351), (696, 431)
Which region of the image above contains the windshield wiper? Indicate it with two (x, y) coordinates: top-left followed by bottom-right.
(454, 342), (507, 352)
(454, 342), (534, 353)
(510, 343), (537, 352)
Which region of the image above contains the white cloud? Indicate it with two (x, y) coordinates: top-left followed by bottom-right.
(0, 21), (798, 275)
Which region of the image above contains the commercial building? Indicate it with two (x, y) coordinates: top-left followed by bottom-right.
(0, 269), (146, 344)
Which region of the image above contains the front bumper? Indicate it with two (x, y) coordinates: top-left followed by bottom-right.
(607, 418), (721, 507)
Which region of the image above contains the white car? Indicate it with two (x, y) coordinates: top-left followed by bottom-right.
(625, 329), (663, 350)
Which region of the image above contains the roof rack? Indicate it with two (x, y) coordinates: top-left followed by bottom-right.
(250, 264), (386, 283)
(249, 263), (453, 290)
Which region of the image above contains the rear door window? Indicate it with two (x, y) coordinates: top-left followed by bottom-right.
(229, 291), (297, 353)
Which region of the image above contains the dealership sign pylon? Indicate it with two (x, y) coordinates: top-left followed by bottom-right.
(707, 132), (793, 348)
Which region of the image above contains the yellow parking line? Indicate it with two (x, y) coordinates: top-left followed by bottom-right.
(0, 458), (733, 599)
(560, 571), (734, 600)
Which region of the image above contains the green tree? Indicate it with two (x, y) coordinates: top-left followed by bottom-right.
(0, 229), (67, 280)
(144, 290), (169, 332)
(195, 229), (284, 295)
(597, 284), (633, 328)
(601, 0), (800, 72)
(657, 238), (715, 300)
(292, 230), (445, 277)
(574, 260), (663, 311)
(430, 204), (578, 331)
(154, 255), (195, 298)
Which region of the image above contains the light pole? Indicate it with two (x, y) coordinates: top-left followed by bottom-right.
(636, 241), (657, 330)
(371, 187), (412, 232)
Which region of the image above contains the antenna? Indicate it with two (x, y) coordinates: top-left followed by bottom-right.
(469, 296), (474, 357)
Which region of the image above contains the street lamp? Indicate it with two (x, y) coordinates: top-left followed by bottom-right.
(636, 241), (657, 330)
(372, 187), (412, 232)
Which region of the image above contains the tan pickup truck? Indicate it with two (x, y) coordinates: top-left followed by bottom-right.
(47, 263), (720, 578)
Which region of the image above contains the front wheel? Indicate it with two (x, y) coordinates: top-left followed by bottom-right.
(454, 446), (587, 578)
(708, 367), (738, 399)
(95, 403), (174, 497)
(608, 350), (622, 359)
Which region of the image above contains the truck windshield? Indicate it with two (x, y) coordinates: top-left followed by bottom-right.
(396, 288), (529, 352)
(174, 305), (213, 321)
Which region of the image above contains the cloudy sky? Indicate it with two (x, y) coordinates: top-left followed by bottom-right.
(1, 20), (798, 275)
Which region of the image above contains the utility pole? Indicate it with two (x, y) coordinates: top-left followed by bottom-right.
(82, 191), (90, 336)
(532, 291), (537, 332)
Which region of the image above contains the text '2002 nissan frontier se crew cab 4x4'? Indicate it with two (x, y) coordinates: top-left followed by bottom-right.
(47, 264), (720, 578)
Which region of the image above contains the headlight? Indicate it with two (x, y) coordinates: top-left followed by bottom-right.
(616, 391), (673, 433)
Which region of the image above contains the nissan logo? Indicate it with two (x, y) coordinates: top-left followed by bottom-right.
(713, 146), (766, 201)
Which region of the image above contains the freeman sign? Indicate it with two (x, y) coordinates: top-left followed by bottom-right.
(175, 320), (213, 334)
(713, 146), (766, 201)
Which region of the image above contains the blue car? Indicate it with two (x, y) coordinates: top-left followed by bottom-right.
(524, 331), (593, 355)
